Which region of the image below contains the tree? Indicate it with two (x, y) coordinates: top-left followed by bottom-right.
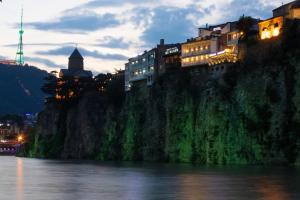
(237, 15), (258, 37)
(41, 71), (57, 102)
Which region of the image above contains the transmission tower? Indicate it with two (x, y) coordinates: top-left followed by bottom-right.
(16, 8), (24, 65)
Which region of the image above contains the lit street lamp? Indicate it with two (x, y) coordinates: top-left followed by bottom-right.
(17, 135), (23, 143)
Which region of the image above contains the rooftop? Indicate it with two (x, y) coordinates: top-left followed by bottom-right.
(273, 0), (300, 11)
(69, 48), (83, 60)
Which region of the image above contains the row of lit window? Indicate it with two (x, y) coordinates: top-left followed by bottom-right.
(183, 45), (209, 54)
(131, 66), (154, 76)
(261, 26), (280, 40)
(130, 54), (155, 65)
(228, 32), (243, 41)
(182, 55), (210, 63)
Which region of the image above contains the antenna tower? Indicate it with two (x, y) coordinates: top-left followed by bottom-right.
(16, 8), (24, 65)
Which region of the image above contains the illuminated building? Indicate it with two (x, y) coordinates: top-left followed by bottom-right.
(125, 48), (156, 91)
(259, 16), (284, 40)
(182, 22), (243, 68)
(259, 1), (300, 40)
(181, 38), (217, 67)
(161, 45), (181, 74)
(125, 39), (179, 91)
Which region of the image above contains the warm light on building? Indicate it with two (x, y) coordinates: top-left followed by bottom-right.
(259, 16), (283, 40)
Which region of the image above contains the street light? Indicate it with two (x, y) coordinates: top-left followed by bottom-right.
(17, 135), (23, 143)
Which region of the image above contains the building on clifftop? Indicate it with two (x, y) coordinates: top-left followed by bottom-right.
(273, 0), (300, 19)
(59, 48), (93, 78)
(125, 39), (181, 92)
(182, 21), (244, 70)
(259, 0), (300, 40)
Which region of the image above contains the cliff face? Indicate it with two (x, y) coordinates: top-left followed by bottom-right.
(27, 22), (300, 164)
(28, 93), (106, 159)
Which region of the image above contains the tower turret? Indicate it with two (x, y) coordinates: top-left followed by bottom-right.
(68, 48), (84, 71)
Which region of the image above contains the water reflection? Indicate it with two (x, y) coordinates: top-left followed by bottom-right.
(0, 158), (298, 200)
(257, 178), (290, 200)
(16, 158), (24, 200)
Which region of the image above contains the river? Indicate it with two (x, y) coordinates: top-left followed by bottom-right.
(0, 156), (300, 200)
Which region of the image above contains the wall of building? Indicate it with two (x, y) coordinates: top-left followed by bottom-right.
(291, 8), (300, 19)
(181, 38), (218, 67)
(259, 16), (283, 40)
(125, 49), (156, 91)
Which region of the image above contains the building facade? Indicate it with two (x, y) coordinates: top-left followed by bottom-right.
(182, 21), (243, 68)
(181, 38), (217, 67)
(125, 48), (156, 91)
(273, 0), (300, 19)
(258, 16), (284, 40)
(259, 1), (300, 40)
(125, 39), (180, 91)
(161, 45), (181, 74)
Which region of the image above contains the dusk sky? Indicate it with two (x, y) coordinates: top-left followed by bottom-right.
(0, 0), (291, 74)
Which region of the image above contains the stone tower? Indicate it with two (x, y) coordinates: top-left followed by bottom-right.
(68, 48), (84, 71)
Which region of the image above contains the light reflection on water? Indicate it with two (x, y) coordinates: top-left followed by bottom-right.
(0, 156), (299, 200)
(16, 158), (24, 200)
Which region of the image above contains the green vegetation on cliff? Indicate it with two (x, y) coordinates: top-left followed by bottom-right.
(25, 20), (300, 165)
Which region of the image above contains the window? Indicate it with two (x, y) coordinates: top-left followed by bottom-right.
(143, 58), (146, 62)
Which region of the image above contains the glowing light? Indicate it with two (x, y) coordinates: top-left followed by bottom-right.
(17, 135), (23, 143)
(273, 28), (280, 37)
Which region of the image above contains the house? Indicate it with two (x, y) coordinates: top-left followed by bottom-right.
(258, 16), (284, 40)
(259, 0), (300, 40)
(273, 0), (300, 19)
(125, 48), (156, 91)
(125, 39), (180, 91)
(182, 21), (243, 68)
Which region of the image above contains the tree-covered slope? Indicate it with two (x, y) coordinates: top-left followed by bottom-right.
(0, 64), (48, 115)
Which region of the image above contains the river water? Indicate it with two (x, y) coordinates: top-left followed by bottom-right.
(0, 156), (300, 200)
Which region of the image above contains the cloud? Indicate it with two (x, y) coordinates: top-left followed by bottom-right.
(138, 6), (207, 45)
(97, 36), (131, 49)
(4, 42), (77, 48)
(26, 12), (120, 33)
(0, 55), (7, 60)
(25, 57), (60, 68)
(36, 46), (128, 61)
(223, 0), (275, 20)
(76, 0), (154, 8)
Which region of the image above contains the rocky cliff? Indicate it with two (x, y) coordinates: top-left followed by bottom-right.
(25, 21), (300, 165)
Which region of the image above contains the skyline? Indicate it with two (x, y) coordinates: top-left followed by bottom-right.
(0, 0), (291, 74)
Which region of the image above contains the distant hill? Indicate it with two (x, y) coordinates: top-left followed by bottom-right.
(0, 64), (48, 115)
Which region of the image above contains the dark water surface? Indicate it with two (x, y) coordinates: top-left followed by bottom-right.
(0, 156), (300, 200)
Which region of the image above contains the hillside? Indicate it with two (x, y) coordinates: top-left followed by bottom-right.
(0, 64), (48, 115)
